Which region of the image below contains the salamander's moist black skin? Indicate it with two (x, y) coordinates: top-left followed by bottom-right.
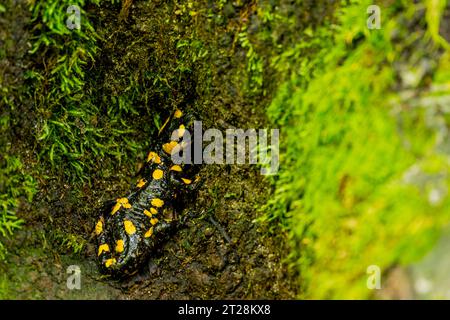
(95, 109), (200, 278)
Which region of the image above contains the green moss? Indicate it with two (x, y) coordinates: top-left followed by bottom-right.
(263, 0), (450, 298)
(0, 0), (37, 260)
(50, 229), (87, 255)
(0, 155), (36, 260)
(27, 0), (131, 183)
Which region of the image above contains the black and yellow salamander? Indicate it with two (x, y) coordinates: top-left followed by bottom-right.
(95, 109), (200, 278)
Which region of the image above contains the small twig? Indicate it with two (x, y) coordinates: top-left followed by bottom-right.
(119, 0), (133, 21)
(208, 216), (232, 243)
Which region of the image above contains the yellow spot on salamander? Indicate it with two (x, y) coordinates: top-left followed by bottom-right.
(115, 240), (124, 253)
(144, 227), (154, 238)
(114, 197), (131, 210)
(162, 141), (178, 155)
(152, 169), (164, 180)
(181, 178), (192, 185)
(124, 220), (136, 235)
(111, 202), (121, 215)
(98, 244), (110, 256)
(150, 217), (159, 225)
(95, 220), (103, 235)
(150, 207), (158, 215)
(178, 124), (186, 138)
(170, 165), (182, 172)
(147, 151), (161, 164)
(174, 109), (183, 118)
(151, 198), (164, 208)
(143, 209), (152, 218)
(105, 258), (116, 268)
(136, 178), (146, 188)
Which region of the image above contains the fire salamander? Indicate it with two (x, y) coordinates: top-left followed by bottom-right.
(95, 109), (200, 278)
